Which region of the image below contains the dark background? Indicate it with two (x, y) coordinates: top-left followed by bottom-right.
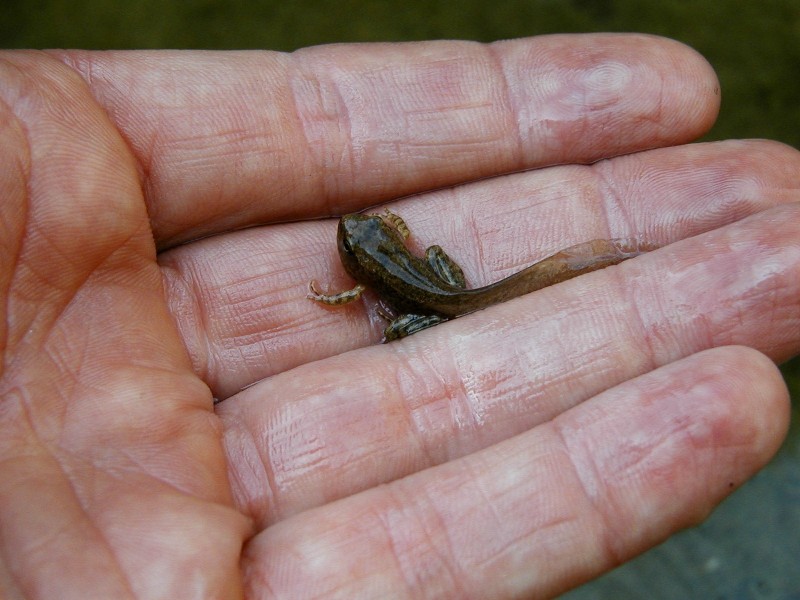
(3, 1), (799, 597)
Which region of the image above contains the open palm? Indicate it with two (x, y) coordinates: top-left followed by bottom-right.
(1, 36), (797, 599)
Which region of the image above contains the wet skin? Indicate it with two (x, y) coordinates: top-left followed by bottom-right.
(309, 212), (650, 341)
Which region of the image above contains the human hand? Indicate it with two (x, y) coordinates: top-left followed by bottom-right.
(1, 35), (797, 599)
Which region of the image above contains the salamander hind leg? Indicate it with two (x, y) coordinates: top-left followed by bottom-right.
(425, 245), (467, 288)
(383, 313), (448, 342)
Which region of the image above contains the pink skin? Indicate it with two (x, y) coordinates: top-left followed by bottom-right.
(0, 35), (796, 599)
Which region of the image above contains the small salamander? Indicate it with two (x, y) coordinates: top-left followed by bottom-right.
(309, 211), (649, 341)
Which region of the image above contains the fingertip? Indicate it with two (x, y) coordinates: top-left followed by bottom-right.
(617, 34), (721, 139)
(705, 345), (791, 467)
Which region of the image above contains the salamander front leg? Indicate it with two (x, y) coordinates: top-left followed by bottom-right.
(307, 281), (366, 305)
(381, 209), (410, 239)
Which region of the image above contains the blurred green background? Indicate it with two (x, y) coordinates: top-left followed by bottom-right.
(3, 0), (799, 597)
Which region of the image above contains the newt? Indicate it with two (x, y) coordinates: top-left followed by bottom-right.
(308, 211), (650, 342)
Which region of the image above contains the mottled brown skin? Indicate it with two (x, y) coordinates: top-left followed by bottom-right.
(309, 212), (650, 341)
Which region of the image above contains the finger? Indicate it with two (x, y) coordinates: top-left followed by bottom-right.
(55, 34), (719, 246)
(240, 346), (789, 599)
(162, 139), (800, 398)
(218, 197), (800, 526)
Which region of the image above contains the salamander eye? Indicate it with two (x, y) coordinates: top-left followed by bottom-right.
(341, 236), (354, 254)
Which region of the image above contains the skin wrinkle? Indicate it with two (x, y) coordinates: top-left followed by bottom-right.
(7, 354), (71, 451)
(287, 55), (344, 217)
(60, 466), (137, 599)
(474, 297), (586, 422)
(422, 342), (478, 460)
(82, 76), (156, 225)
(493, 40), (555, 158)
(680, 226), (797, 358)
(0, 388), (32, 459)
(398, 60), (494, 151)
(158, 263), (211, 386)
(641, 66), (666, 131)
(226, 421), (276, 525)
(548, 409), (645, 572)
(261, 402), (315, 516)
(485, 44), (527, 172)
(711, 242), (797, 351)
(526, 50), (644, 157)
(421, 471), (482, 598)
(449, 337), (497, 441)
(381, 483), (463, 599)
(130, 123), (160, 228)
(474, 512), (580, 596)
(3, 454), (132, 599)
(624, 252), (710, 366)
(406, 432), (586, 598)
(476, 331), (555, 427)
(452, 452), (524, 571)
(453, 342), (497, 436)
(296, 42), (512, 209)
(316, 54), (368, 208)
(258, 417), (291, 525)
(600, 263), (660, 378)
(0, 106), (30, 371)
(11, 178), (149, 376)
(253, 369), (397, 520)
(552, 414), (633, 570)
(213, 275), (272, 390)
(13, 472), (79, 598)
(384, 347), (438, 469)
(590, 158), (633, 240)
(464, 209), (491, 286)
